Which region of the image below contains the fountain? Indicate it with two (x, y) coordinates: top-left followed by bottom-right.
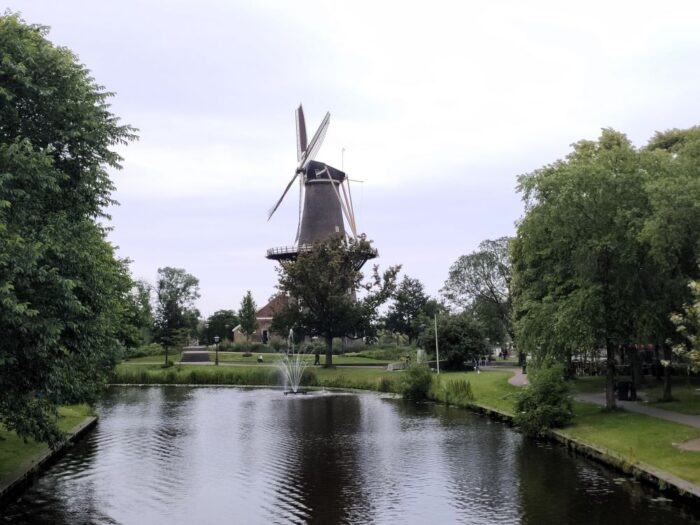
(277, 329), (309, 394)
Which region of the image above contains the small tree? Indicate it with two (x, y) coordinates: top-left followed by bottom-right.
(276, 236), (399, 367)
(204, 309), (238, 344)
(238, 291), (258, 342)
(420, 312), (489, 369)
(154, 267), (200, 365)
(514, 362), (573, 435)
(385, 276), (429, 344)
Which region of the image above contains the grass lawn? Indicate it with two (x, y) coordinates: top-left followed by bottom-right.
(570, 374), (700, 415)
(0, 404), (94, 483)
(560, 401), (700, 485)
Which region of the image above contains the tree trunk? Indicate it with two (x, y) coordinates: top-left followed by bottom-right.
(662, 343), (673, 401)
(324, 335), (333, 368)
(630, 346), (643, 389)
(605, 338), (616, 409)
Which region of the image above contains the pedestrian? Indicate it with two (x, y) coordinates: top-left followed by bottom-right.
(314, 347), (320, 366)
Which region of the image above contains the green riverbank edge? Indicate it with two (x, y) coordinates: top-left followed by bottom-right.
(0, 405), (97, 504)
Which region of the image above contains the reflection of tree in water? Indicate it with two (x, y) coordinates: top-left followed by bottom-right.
(279, 394), (368, 524)
(515, 438), (699, 525)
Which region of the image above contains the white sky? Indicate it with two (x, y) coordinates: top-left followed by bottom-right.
(12, 0), (700, 315)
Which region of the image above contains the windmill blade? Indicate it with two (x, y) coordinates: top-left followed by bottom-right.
(301, 111), (330, 169)
(295, 105), (307, 162)
(267, 171), (300, 220)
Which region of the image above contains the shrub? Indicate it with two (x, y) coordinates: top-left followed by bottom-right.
(399, 364), (433, 400)
(126, 343), (164, 359)
(514, 362), (573, 435)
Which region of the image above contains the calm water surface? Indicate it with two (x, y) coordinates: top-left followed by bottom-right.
(2, 386), (699, 524)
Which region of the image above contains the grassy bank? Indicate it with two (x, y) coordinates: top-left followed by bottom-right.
(0, 405), (94, 482)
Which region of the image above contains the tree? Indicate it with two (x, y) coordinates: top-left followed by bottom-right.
(154, 267), (200, 365)
(385, 276), (429, 344)
(442, 237), (515, 357)
(0, 14), (136, 444)
(511, 128), (700, 408)
(118, 279), (154, 350)
(275, 236), (400, 367)
(420, 312), (489, 369)
(204, 309), (238, 344)
(238, 292), (258, 342)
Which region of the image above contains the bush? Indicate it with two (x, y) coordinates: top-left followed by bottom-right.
(126, 343), (164, 359)
(399, 364), (433, 400)
(514, 362), (573, 435)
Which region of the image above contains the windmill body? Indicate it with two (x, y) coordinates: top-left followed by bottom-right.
(266, 105), (376, 266)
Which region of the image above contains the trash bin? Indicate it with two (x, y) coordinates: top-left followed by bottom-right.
(617, 381), (630, 401)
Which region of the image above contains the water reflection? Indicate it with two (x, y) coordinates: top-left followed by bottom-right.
(2, 387), (699, 525)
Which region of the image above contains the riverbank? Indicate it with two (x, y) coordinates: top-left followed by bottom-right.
(0, 405), (97, 503)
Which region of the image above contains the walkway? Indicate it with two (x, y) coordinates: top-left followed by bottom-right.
(500, 366), (700, 429)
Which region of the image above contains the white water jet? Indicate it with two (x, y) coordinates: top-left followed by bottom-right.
(277, 329), (309, 394)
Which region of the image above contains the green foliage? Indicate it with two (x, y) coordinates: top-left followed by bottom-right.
(0, 14), (136, 445)
(442, 237), (513, 345)
(399, 364), (433, 400)
(514, 363), (573, 435)
(203, 309), (238, 345)
(511, 128), (700, 406)
(238, 291), (258, 341)
(671, 277), (700, 372)
(385, 275), (430, 344)
(275, 236), (400, 365)
(439, 378), (474, 405)
(154, 267), (200, 350)
(420, 312), (489, 369)
(126, 343), (164, 359)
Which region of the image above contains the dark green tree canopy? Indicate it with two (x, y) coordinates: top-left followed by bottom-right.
(275, 236), (399, 366)
(511, 127), (700, 407)
(0, 14), (136, 444)
(204, 309), (238, 344)
(385, 275), (429, 344)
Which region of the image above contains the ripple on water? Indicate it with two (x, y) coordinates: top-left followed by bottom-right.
(2, 387), (700, 525)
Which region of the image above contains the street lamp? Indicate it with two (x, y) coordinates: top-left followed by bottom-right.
(214, 335), (220, 366)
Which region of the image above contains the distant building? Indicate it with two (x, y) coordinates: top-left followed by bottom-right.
(256, 294), (288, 343)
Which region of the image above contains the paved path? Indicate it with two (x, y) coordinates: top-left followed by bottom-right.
(497, 366), (700, 429)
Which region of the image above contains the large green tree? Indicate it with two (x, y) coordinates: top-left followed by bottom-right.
(275, 236), (400, 367)
(442, 237), (515, 356)
(0, 14), (136, 444)
(385, 276), (429, 344)
(512, 128), (700, 408)
(154, 267), (200, 364)
(238, 292), (258, 342)
(204, 309), (238, 344)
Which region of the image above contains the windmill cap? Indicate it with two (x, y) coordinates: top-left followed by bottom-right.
(302, 160), (346, 182)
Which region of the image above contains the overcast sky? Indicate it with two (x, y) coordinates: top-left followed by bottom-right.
(13, 0), (700, 315)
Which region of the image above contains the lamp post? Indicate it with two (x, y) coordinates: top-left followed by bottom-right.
(214, 335), (220, 366)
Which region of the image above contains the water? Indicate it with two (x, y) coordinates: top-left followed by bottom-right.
(2, 386), (699, 524)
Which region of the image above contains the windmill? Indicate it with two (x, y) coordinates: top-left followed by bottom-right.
(266, 104), (376, 266)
